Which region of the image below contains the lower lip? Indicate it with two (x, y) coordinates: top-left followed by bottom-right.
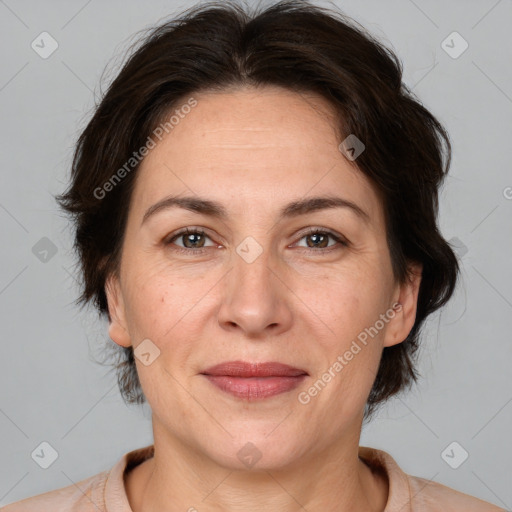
(202, 375), (307, 400)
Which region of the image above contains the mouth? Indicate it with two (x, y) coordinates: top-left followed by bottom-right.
(200, 361), (308, 400)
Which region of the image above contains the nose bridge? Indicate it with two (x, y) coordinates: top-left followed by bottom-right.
(218, 235), (291, 335)
(233, 236), (273, 292)
(231, 235), (277, 307)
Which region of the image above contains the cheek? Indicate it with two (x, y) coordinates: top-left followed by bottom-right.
(122, 259), (215, 348)
(313, 266), (391, 345)
(122, 262), (178, 341)
(308, 278), (388, 407)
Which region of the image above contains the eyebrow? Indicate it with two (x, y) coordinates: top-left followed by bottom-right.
(141, 194), (370, 225)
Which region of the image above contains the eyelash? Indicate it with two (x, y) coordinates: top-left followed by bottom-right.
(164, 227), (349, 256)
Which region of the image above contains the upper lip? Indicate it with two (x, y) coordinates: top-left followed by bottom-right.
(201, 361), (308, 377)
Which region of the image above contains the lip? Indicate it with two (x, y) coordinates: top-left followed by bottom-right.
(200, 361), (308, 400)
(201, 361), (308, 377)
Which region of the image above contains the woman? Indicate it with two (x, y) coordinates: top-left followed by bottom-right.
(4, 1), (505, 510)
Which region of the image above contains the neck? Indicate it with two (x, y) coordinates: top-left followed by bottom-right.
(126, 420), (388, 512)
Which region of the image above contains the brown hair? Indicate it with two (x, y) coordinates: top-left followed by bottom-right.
(57, 0), (459, 421)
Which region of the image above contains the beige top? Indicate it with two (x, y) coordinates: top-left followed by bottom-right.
(2, 445), (505, 511)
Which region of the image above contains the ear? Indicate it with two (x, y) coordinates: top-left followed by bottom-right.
(105, 273), (132, 348)
(383, 262), (423, 348)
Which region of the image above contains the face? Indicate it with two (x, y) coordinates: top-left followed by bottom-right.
(106, 86), (421, 470)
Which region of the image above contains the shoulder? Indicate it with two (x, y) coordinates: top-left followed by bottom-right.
(1, 445), (154, 512)
(358, 446), (506, 512)
(406, 473), (506, 511)
(1, 470), (110, 512)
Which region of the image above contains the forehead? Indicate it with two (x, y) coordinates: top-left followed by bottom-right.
(162, 86), (341, 159)
(131, 86), (382, 224)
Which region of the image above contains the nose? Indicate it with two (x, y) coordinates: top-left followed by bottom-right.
(217, 244), (293, 338)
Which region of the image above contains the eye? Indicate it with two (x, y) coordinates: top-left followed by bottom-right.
(164, 227), (349, 256)
(164, 228), (217, 254)
(292, 228), (349, 253)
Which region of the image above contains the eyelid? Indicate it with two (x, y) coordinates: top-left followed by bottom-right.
(295, 226), (348, 243)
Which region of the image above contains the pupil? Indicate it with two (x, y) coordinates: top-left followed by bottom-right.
(186, 233), (203, 248)
(308, 233), (327, 248)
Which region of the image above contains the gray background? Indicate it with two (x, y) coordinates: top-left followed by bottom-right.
(1, 0), (511, 508)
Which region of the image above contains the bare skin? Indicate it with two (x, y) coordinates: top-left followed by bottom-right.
(106, 85), (421, 512)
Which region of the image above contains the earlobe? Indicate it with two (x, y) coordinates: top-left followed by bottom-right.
(105, 274), (132, 348)
(383, 263), (423, 348)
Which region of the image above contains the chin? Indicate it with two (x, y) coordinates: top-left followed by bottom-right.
(199, 425), (308, 472)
